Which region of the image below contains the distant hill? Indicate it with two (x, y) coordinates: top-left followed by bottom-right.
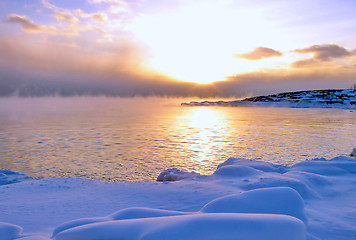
(182, 89), (356, 108)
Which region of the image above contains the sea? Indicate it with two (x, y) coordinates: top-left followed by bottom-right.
(1, 97), (355, 181)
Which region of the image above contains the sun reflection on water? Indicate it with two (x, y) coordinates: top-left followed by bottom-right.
(2, 98), (356, 181)
(174, 106), (232, 173)
(188, 107), (221, 129)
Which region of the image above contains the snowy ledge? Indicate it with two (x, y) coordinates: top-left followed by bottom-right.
(1, 151), (356, 240)
(182, 89), (356, 109)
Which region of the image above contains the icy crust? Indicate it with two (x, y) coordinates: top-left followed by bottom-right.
(156, 168), (200, 182)
(182, 89), (356, 108)
(1, 155), (356, 240)
(0, 170), (33, 186)
(351, 147), (356, 157)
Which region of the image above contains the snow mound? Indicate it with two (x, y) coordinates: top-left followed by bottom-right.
(0, 222), (22, 240)
(200, 187), (307, 224)
(213, 165), (262, 177)
(292, 156), (356, 175)
(0, 170), (33, 186)
(217, 158), (287, 173)
(52, 207), (189, 237)
(54, 213), (306, 240)
(52, 186), (308, 240)
(109, 207), (190, 220)
(156, 168), (199, 181)
(14, 235), (50, 240)
(214, 156), (356, 199)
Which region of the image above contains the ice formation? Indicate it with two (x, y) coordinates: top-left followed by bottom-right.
(156, 168), (200, 181)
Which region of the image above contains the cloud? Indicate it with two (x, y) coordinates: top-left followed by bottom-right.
(292, 44), (356, 68)
(218, 68), (356, 97)
(42, 0), (79, 24)
(53, 11), (79, 24)
(291, 59), (319, 68)
(4, 14), (58, 33)
(235, 47), (283, 60)
(91, 13), (105, 22)
(75, 9), (105, 23)
(294, 44), (354, 61)
(5, 1), (107, 36)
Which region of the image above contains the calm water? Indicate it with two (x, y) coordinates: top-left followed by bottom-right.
(1, 97), (355, 181)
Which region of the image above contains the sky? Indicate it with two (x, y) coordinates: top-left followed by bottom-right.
(1, 0), (356, 97)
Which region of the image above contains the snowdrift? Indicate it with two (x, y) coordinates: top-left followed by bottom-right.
(0, 155), (355, 240)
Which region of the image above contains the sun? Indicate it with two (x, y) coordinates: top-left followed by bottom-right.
(129, 1), (289, 84)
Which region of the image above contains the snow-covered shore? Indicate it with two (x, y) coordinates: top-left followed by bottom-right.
(1, 154), (356, 240)
(182, 89), (356, 108)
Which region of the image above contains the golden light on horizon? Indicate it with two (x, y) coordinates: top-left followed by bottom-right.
(129, 1), (294, 84)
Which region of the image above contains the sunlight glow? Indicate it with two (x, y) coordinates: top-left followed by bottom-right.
(129, 1), (291, 84)
(188, 107), (220, 129)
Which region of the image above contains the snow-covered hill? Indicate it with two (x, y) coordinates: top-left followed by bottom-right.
(182, 89), (356, 108)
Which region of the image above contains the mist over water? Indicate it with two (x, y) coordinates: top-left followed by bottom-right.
(1, 97), (355, 181)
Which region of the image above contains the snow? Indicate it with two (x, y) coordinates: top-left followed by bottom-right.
(351, 148), (356, 157)
(54, 214), (306, 240)
(0, 170), (33, 186)
(156, 168), (200, 182)
(1, 154), (356, 240)
(0, 222), (22, 240)
(199, 187), (308, 224)
(182, 89), (356, 109)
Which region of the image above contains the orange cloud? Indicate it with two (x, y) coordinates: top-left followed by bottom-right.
(42, 0), (78, 24)
(75, 9), (105, 23)
(53, 11), (79, 24)
(235, 47), (283, 60)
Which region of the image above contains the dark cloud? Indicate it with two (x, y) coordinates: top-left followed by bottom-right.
(294, 44), (353, 61)
(0, 37), (217, 98)
(291, 59), (319, 68)
(2, 62), (356, 98)
(235, 47), (283, 60)
(5, 14), (44, 32)
(292, 44), (355, 68)
(218, 70), (356, 97)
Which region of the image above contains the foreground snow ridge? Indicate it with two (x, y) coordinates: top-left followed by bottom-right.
(182, 89), (356, 108)
(1, 155), (356, 240)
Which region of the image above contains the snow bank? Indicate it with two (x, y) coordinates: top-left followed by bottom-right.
(156, 168), (199, 181)
(54, 213), (305, 240)
(182, 89), (356, 109)
(0, 222), (22, 240)
(0, 170), (32, 186)
(0, 152), (355, 240)
(200, 187), (307, 224)
(52, 207), (189, 237)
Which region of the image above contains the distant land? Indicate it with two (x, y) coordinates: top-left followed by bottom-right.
(182, 89), (356, 109)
